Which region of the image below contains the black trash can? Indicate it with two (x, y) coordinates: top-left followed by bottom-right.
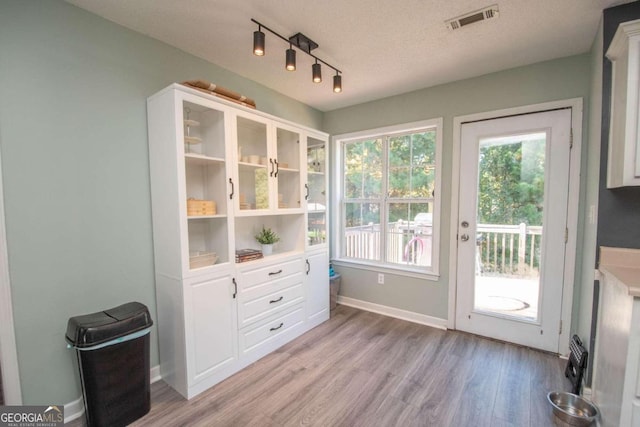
(66, 302), (153, 427)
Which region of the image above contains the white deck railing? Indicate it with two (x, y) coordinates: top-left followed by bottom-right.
(344, 221), (541, 274)
(476, 223), (542, 276)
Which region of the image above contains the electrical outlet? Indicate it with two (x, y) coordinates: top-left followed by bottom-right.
(378, 273), (384, 284)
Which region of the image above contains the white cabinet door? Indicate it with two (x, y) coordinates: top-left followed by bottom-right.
(186, 273), (237, 384)
(305, 251), (329, 324)
(305, 133), (328, 249)
(606, 19), (640, 187)
(233, 111), (304, 214)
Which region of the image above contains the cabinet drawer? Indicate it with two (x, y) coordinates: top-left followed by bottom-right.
(238, 281), (303, 328)
(239, 306), (305, 355)
(239, 257), (302, 291)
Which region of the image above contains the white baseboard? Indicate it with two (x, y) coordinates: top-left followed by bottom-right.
(64, 364), (162, 423)
(150, 364), (162, 384)
(64, 396), (85, 423)
(337, 296), (447, 330)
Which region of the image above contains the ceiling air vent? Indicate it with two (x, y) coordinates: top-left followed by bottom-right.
(446, 4), (499, 30)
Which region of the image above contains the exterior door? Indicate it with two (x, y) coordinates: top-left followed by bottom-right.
(455, 109), (572, 352)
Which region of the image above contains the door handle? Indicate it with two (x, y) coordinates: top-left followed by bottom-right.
(305, 184), (309, 201)
(270, 158), (274, 177)
(306, 259), (310, 275)
(229, 178), (234, 200)
(274, 159), (279, 177)
(460, 234), (470, 242)
(232, 278), (237, 299)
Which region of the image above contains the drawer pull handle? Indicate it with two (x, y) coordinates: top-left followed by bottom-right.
(268, 269), (283, 276)
(269, 296), (284, 304)
(270, 322), (284, 331)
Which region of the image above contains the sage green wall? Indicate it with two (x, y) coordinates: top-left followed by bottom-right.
(0, 0), (322, 405)
(324, 54), (592, 322)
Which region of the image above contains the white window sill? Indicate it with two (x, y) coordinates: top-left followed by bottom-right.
(331, 258), (440, 282)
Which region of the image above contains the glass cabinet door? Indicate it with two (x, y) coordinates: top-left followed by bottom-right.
(275, 126), (302, 211)
(182, 100), (229, 270)
(236, 115), (270, 212)
(306, 136), (327, 246)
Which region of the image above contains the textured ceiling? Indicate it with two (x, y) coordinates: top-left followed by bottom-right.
(66, 0), (630, 112)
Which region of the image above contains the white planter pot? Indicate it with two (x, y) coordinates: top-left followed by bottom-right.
(262, 244), (274, 256)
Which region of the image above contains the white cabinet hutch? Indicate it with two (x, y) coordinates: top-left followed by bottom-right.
(147, 84), (329, 399)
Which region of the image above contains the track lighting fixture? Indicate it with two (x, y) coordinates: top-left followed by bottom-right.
(251, 18), (342, 93)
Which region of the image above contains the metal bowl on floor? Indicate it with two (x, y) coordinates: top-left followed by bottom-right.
(547, 391), (599, 426)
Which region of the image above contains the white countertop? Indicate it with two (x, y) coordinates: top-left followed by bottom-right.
(599, 246), (640, 297)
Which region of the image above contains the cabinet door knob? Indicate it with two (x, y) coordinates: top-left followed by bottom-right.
(270, 322), (284, 331)
(268, 269), (283, 276)
(269, 296), (284, 304)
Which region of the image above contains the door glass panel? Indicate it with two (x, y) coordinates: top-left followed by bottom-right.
(237, 116), (269, 211)
(183, 101), (229, 268)
(276, 127), (301, 210)
(473, 132), (546, 321)
(307, 137), (326, 246)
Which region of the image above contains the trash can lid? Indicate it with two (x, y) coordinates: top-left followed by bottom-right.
(65, 302), (153, 348)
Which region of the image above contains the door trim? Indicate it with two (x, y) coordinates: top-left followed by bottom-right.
(0, 150), (22, 404)
(448, 99), (583, 355)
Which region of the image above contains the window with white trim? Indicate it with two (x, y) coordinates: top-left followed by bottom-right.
(335, 119), (442, 276)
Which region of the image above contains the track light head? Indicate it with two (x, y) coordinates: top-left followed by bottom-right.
(253, 28), (265, 56)
(333, 74), (342, 93)
(286, 47), (296, 71)
(312, 62), (322, 83)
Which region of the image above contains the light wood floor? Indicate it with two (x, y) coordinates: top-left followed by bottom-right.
(68, 305), (572, 426)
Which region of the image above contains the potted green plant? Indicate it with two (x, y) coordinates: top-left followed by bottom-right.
(255, 226), (280, 255)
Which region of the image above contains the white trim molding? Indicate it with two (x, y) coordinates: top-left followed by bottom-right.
(448, 98), (583, 356)
(337, 296), (447, 330)
(0, 151), (22, 405)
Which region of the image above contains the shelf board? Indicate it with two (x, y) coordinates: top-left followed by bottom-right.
(187, 214), (227, 219)
(238, 161), (267, 169)
(185, 153), (225, 165)
(308, 210), (326, 214)
(278, 167), (300, 173)
(308, 170), (325, 176)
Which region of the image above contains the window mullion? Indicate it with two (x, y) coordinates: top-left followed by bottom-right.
(381, 135), (389, 263)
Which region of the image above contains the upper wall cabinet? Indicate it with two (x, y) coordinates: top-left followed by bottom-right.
(234, 113), (303, 215)
(606, 19), (640, 188)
